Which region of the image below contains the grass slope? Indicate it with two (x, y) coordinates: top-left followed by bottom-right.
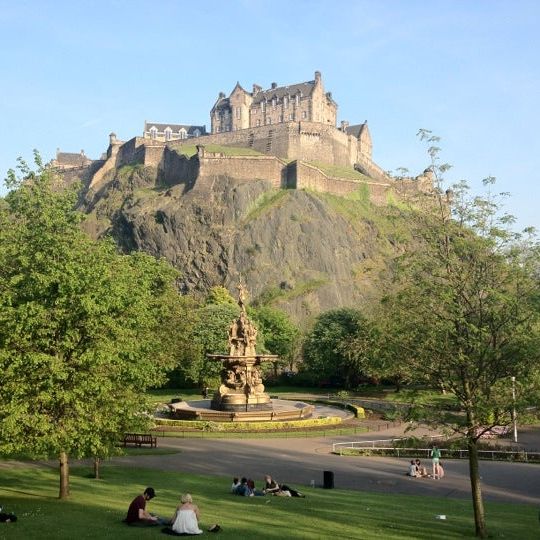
(0, 465), (537, 539)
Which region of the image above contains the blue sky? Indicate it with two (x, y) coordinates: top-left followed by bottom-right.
(1, 0), (539, 230)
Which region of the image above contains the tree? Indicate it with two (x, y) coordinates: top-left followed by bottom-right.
(302, 308), (374, 388)
(0, 154), (186, 498)
(204, 285), (236, 306)
(186, 302), (240, 386)
(372, 132), (540, 538)
(250, 306), (300, 377)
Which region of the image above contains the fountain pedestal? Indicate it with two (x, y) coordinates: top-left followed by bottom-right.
(207, 284), (276, 412)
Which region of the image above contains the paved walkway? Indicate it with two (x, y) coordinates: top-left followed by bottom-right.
(107, 424), (540, 505)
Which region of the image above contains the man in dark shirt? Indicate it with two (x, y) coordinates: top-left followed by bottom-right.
(126, 487), (159, 526)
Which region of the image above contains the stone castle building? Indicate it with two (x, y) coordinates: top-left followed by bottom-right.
(210, 71), (337, 133)
(62, 71), (433, 202)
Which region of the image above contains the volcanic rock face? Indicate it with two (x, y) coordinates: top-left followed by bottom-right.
(80, 164), (404, 323)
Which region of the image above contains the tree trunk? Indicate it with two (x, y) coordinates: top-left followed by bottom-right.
(93, 457), (100, 479)
(59, 451), (70, 499)
(467, 439), (487, 538)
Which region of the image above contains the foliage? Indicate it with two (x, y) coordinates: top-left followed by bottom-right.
(302, 308), (379, 389)
(0, 154), (187, 498)
(204, 285), (236, 306)
(1, 465), (538, 540)
(179, 302), (240, 386)
(250, 305), (300, 375)
(367, 130), (540, 537)
(154, 416), (342, 431)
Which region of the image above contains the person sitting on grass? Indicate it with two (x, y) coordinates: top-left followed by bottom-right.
(407, 460), (417, 477)
(168, 493), (203, 535)
(234, 477), (254, 496)
(231, 477), (240, 493)
(263, 475), (305, 497)
(125, 487), (162, 526)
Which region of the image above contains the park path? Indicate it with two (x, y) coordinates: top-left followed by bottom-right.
(106, 424), (540, 505)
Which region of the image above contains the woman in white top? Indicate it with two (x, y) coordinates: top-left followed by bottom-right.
(170, 493), (203, 535)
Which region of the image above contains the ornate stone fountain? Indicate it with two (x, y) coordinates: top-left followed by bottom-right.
(208, 284), (276, 412)
(167, 284), (315, 422)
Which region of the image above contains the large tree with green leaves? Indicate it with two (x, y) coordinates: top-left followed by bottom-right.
(0, 154), (189, 498)
(371, 132), (540, 538)
(302, 308), (376, 388)
(250, 306), (300, 377)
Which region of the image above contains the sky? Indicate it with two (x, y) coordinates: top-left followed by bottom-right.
(1, 0), (538, 230)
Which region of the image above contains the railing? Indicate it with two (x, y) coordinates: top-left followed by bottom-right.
(332, 439), (540, 462)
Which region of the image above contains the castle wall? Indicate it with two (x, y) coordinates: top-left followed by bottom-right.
(158, 147), (199, 188)
(171, 122), (375, 170)
(294, 161), (390, 206)
(197, 153), (287, 188)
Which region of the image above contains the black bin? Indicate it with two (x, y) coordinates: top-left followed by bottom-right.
(323, 470), (334, 489)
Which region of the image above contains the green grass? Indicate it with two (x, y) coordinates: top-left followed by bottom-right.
(306, 161), (372, 182)
(0, 465), (537, 539)
(172, 144), (264, 158)
(255, 278), (329, 306)
(244, 189), (292, 222)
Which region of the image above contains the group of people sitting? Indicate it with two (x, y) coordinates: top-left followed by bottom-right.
(231, 474), (306, 498)
(125, 487), (220, 535)
(407, 458), (445, 479)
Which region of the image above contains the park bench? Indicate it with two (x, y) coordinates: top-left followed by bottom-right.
(122, 433), (157, 448)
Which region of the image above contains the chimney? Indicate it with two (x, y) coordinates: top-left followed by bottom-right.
(219, 91), (225, 99)
(271, 82), (277, 89)
(253, 84), (262, 94)
(80, 149), (85, 156)
(314, 70), (321, 83)
(340, 120), (349, 132)
(109, 132), (117, 144)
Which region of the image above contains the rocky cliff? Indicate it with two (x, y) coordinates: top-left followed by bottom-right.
(79, 163), (412, 324)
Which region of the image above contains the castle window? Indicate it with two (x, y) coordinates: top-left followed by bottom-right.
(302, 111), (307, 120)
(235, 107), (240, 119)
(284, 96), (288, 108)
(289, 113), (294, 121)
(279, 115), (283, 122)
(266, 117), (271, 125)
(272, 98), (276, 109)
(261, 102), (265, 113)
(295, 95), (300, 106)
(257, 119), (261, 126)
(150, 126), (157, 140)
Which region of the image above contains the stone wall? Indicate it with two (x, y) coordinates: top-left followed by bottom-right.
(198, 152), (288, 189)
(293, 161), (391, 205)
(158, 147), (199, 188)
(170, 121), (380, 171)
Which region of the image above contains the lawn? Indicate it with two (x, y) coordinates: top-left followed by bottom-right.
(0, 464), (538, 539)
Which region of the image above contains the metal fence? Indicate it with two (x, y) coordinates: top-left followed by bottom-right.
(332, 438), (540, 462)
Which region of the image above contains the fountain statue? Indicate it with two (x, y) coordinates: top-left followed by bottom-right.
(208, 284), (276, 412)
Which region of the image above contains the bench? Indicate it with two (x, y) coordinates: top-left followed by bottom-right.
(122, 433), (158, 448)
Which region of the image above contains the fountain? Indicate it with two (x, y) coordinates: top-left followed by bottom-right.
(167, 284), (314, 422)
(208, 284), (275, 412)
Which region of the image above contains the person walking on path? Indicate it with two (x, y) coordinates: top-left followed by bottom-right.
(430, 446), (442, 479)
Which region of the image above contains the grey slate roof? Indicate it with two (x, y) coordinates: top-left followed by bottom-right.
(346, 123), (368, 138)
(144, 122), (207, 135)
(251, 81), (315, 104)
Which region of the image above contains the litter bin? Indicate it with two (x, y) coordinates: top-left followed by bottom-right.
(323, 470), (334, 489)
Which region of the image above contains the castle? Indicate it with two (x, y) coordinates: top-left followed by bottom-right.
(56, 71), (433, 202)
